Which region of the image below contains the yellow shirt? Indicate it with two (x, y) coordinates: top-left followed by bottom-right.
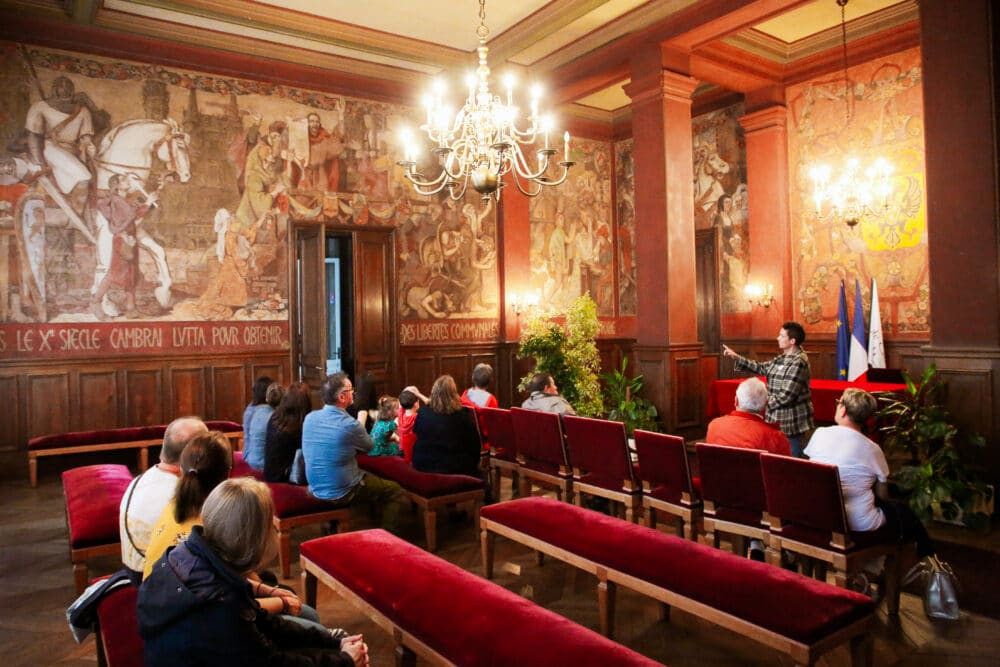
(142, 500), (200, 580)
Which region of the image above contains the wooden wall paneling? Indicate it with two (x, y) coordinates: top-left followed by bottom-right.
(401, 352), (436, 396)
(353, 229), (397, 391)
(210, 365), (249, 423)
(75, 368), (119, 431)
(439, 354), (471, 389)
(123, 367), (164, 426)
(672, 346), (703, 431)
(24, 371), (71, 438)
(0, 374), (18, 451)
(167, 365), (209, 422)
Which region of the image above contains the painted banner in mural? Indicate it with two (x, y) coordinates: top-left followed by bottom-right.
(613, 139), (636, 317)
(528, 137), (615, 317)
(788, 47), (928, 335)
(0, 42), (501, 355)
(0, 321), (288, 359)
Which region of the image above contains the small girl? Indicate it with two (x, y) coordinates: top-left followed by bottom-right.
(369, 395), (402, 457)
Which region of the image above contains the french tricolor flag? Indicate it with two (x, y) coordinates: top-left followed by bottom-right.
(847, 278), (868, 381)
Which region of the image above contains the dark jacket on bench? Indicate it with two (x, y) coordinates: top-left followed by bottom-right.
(138, 527), (351, 666)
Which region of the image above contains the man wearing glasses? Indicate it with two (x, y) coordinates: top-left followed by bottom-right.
(302, 371), (404, 532)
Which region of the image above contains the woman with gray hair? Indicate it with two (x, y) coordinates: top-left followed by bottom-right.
(138, 478), (368, 666)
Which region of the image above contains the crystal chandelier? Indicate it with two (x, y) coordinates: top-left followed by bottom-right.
(808, 0), (893, 227)
(397, 0), (574, 201)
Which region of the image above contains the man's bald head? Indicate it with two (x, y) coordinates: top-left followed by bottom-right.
(160, 416), (208, 464)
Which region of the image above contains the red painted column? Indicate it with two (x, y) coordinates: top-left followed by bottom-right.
(739, 106), (791, 340)
(498, 176), (531, 344)
(624, 48), (702, 433)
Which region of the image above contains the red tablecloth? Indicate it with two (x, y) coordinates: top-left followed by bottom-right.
(706, 378), (908, 423)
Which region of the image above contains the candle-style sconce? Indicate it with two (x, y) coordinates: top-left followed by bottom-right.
(745, 282), (775, 309)
(510, 291), (540, 316)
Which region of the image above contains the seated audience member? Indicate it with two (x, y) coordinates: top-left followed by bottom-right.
(302, 372), (405, 533)
(245, 382), (284, 471)
(243, 376), (273, 436)
(264, 381), (313, 483)
(119, 416), (208, 577)
(461, 363), (499, 408)
(705, 378), (791, 456)
(413, 375), (482, 478)
(397, 389), (420, 463)
(805, 388), (936, 589)
(144, 431), (322, 628)
(369, 395), (402, 457)
(350, 370), (377, 430)
(138, 478), (367, 666)
(521, 372), (576, 416)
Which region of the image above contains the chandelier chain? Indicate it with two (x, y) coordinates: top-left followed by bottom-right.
(838, 0), (850, 122)
(477, 0), (489, 42)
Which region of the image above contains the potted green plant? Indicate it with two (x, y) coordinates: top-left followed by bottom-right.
(517, 294), (604, 417)
(876, 364), (992, 529)
(601, 358), (659, 436)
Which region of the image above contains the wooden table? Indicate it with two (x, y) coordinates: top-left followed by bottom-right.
(707, 377), (908, 423)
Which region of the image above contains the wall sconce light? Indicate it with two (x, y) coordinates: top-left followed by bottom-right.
(745, 283), (775, 309)
(511, 291), (540, 316)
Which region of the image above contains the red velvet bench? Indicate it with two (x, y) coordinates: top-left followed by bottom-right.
(300, 529), (663, 667)
(62, 464), (134, 594)
(481, 497), (876, 667)
(30, 420), (243, 488)
(357, 454), (485, 552)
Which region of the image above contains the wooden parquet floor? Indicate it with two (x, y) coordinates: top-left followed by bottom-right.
(2, 474), (999, 666)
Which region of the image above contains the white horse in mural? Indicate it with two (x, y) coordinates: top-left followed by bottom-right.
(90, 119), (192, 312)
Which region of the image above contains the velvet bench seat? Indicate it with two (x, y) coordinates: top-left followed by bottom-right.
(30, 420), (243, 488)
(480, 497), (876, 667)
(357, 454), (485, 552)
(299, 529), (663, 667)
(62, 464), (134, 594)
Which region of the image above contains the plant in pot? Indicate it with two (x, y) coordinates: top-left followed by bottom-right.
(516, 294), (604, 417)
(601, 357), (659, 436)
(876, 364), (992, 529)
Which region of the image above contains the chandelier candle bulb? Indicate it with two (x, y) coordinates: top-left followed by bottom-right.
(564, 132), (569, 162)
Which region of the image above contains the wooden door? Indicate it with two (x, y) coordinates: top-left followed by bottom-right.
(353, 228), (397, 398)
(291, 223), (327, 386)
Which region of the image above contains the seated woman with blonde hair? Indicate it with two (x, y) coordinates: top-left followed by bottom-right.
(139, 477), (367, 666)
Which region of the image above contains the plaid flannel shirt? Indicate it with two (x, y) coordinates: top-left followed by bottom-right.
(734, 349), (814, 437)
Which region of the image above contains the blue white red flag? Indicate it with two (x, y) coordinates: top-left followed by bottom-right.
(848, 278), (868, 381)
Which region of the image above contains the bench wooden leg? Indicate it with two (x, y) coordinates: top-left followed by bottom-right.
(29, 457), (38, 488)
(884, 553), (901, 615)
(277, 526), (292, 578)
(657, 601), (671, 622)
(481, 529), (495, 578)
(302, 568), (318, 607)
(850, 632), (874, 667)
(518, 476), (530, 499)
(423, 509), (437, 552)
(597, 574), (616, 638)
(138, 448), (149, 472)
(681, 519), (694, 541)
(73, 561), (89, 595)
(394, 642), (417, 667)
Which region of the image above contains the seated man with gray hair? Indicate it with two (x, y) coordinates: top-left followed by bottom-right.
(705, 377), (791, 456)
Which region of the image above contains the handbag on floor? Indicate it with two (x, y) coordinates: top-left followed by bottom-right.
(904, 554), (960, 620)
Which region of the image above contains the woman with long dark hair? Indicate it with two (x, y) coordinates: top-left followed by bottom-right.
(264, 381), (313, 482)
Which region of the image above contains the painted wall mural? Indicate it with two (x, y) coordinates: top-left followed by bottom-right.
(692, 103), (748, 314)
(0, 42), (500, 358)
(614, 139), (637, 317)
(528, 136), (615, 317)
(788, 47), (928, 336)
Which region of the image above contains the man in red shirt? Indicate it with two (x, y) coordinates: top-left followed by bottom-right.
(705, 377), (791, 456)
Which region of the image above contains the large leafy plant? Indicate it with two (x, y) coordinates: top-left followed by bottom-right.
(517, 294), (604, 417)
(877, 364), (991, 528)
(602, 358), (659, 436)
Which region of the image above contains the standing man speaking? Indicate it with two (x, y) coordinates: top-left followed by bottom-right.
(723, 321), (814, 457)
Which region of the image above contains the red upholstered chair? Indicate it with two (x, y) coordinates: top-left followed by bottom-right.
(94, 583), (143, 667)
(204, 419), (244, 452)
(510, 407), (572, 502)
(476, 407), (518, 500)
(230, 450), (265, 480)
(62, 464), (134, 593)
(633, 430), (702, 540)
(695, 442), (769, 556)
(760, 453), (902, 613)
(562, 415), (641, 522)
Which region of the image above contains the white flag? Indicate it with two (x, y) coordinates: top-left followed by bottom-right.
(868, 279), (886, 369)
